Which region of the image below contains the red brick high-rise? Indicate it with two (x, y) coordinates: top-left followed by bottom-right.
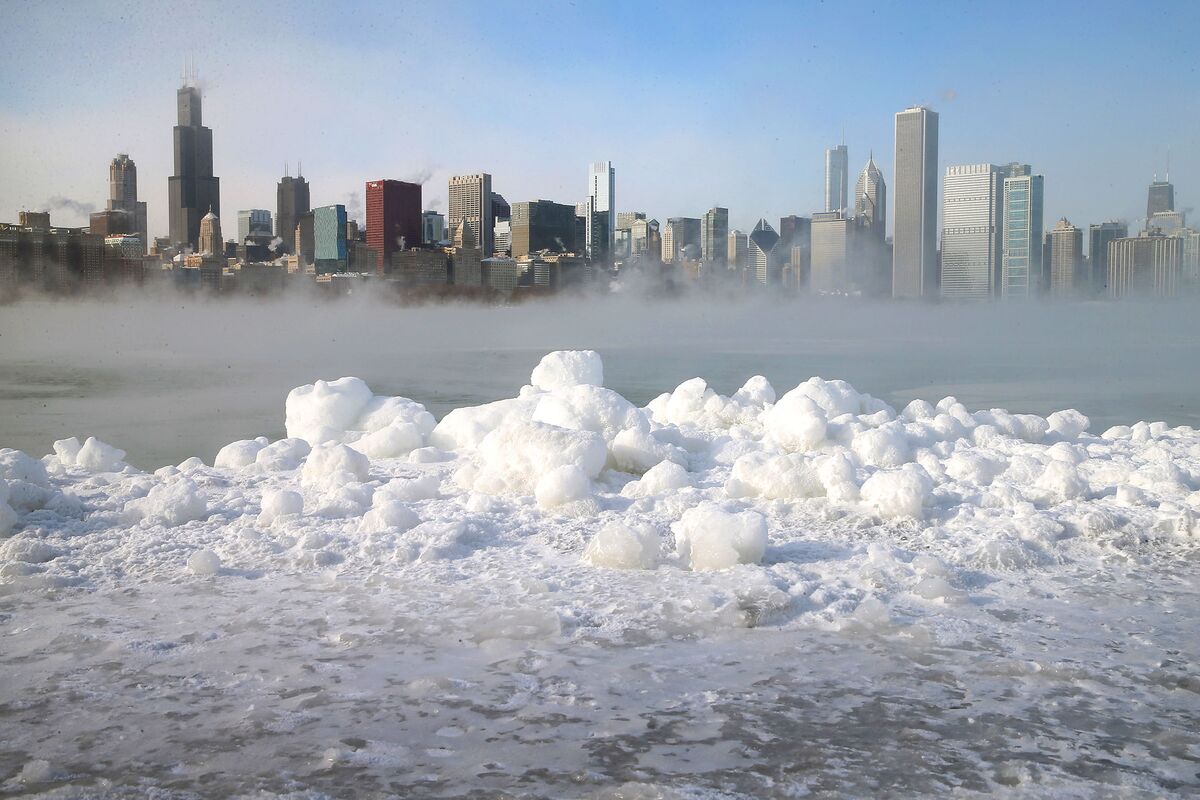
(365, 179), (422, 273)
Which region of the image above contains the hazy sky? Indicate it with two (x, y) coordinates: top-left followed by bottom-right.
(1, 0), (1197, 241)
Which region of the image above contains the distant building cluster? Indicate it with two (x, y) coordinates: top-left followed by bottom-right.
(2, 86), (1196, 303)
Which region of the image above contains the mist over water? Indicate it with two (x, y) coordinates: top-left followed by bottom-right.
(2, 294), (1199, 467)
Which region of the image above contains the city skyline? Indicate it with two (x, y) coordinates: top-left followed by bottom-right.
(1, 1), (1197, 244)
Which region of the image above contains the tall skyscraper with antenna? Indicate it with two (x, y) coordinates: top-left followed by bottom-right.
(277, 164), (310, 254)
(167, 76), (220, 251)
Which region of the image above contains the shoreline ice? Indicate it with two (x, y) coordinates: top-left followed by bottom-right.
(1, 350), (1198, 797)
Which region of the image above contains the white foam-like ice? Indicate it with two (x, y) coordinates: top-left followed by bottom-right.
(2, 350), (1199, 796)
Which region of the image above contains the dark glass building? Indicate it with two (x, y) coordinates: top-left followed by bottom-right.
(366, 179), (422, 273)
(167, 85), (220, 250)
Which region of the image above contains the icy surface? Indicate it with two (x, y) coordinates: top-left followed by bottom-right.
(2, 350), (1199, 797)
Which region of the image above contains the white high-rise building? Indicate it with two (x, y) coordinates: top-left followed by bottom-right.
(940, 164), (1004, 300)
(825, 145), (848, 212)
(854, 154), (886, 236)
(892, 106), (938, 299)
(449, 174), (493, 257)
(587, 161), (615, 261)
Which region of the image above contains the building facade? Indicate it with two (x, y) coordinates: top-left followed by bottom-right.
(825, 144), (848, 212)
(892, 106), (938, 298)
(168, 84), (220, 251)
(448, 174), (493, 258)
(108, 154), (147, 250)
(238, 209), (272, 244)
(511, 200), (577, 258)
(276, 173), (310, 254)
(1000, 163), (1045, 298)
(747, 219), (781, 285)
(1147, 178), (1174, 220)
(1088, 221), (1127, 296)
(313, 204), (349, 273)
(1108, 231), (1181, 298)
(701, 207), (729, 265)
(1048, 218), (1083, 297)
(854, 155), (887, 239)
(662, 217), (700, 264)
(366, 179), (422, 273)
(810, 211), (852, 293)
(940, 163), (1004, 300)
(586, 161), (615, 261)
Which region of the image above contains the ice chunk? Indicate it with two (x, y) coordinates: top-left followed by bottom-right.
(672, 504), (768, 571)
(286, 377), (374, 444)
(726, 452), (823, 500)
(623, 460), (691, 498)
(188, 549), (222, 575)
(359, 495), (420, 533)
(51, 437), (83, 466)
(532, 384), (648, 444)
(851, 423), (912, 468)
(609, 427), (686, 475)
(1048, 409), (1090, 439)
(214, 437), (269, 469)
(124, 478), (208, 527)
(430, 396), (539, 451)
(254, 437), (312, 471)
(535, 464), (592, 509)
(73, 437), (126, 473)
(348, 420), (425, 459)
(860, 468), (930, 519)
(583, 521), (660, 569)
(258, 489), (304, 526)
(732, 375), (776, 407)
(763, 391), (828, 452)
(945, 450), (1006, 485)
(1036, 460), (1088, 502)
(530, 349), (604, 391)
(302, 443), (371, 488)
(463, 420), (607, 495)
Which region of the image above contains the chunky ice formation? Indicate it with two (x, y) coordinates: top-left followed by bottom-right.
(582, 521), (660, 569)
(672, 504), (769, 571)
(3, 348), (1199, 658)
(529, 349), (604, 391)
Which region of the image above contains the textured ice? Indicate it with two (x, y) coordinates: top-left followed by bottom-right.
(2, 349), (1199, 796)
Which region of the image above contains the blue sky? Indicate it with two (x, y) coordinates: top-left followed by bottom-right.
(1, 0), (1197, 242)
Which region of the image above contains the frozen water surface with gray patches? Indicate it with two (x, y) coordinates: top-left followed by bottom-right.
(0, 297), (1199, 798)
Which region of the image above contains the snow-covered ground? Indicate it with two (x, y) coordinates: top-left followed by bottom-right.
(2, 350), (1198, 798)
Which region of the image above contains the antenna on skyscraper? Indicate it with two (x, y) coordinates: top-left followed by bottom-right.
(1166, 148), (1171, 182)
(298, 161), (302, 178)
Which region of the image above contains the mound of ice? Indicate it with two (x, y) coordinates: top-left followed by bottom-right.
(535, 465), (592, 509)
(215, 437), (269, 469)
(258, 489), (304, 526)
(430, 397), (540, 452)
(672, 504), (768, 571)
(623, 460), (692, 498)
(50, 436), (127, 473)
(530, 349), (604, 391)
(124, 478), (208, 527)
(188, 549), (221, 575)
(301, 443), (371, 489)
(763, 392), (828, 452)
(285, 377), (435, 456)
(860, 468), (931, 519)
(583, 521), (660, 569)
(459, 420), (607, 495)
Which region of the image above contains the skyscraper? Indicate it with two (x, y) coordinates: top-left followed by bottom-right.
(825, 144), (848, 212)
(1147, 177), (1175, 220)
(892, 106), (938, 299)
(727, 230), (749, 270)
(662, 217), (700, 263)
(1108, 230), (1182, 298)
(854, 154), (887, 239)
(422, 210), (446, 245)
(198, 209), (222, 257)
(276, 172), (310, 254)
(366, 179), (422, 273)
(449, 174), (493, 258)
(701, 207), (729, 265)
(1048, 218), (1083, 297)
(587, 161), (615, 261)
(237, 209), (272, 244)
(1088, 221), (1127, 296)
(168, 83), (220, 251)
(1001, 163), (1045, 298)
(748, 219), (781, 285)
(511, 200), (577, 258)
(810, 211), (852, 293)
(108, 154), (147, 250)
(313, 204), (349, 274)
(940, 164), (1004, 299)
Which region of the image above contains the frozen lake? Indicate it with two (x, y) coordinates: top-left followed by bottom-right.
(1, 296), (1199, 798)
